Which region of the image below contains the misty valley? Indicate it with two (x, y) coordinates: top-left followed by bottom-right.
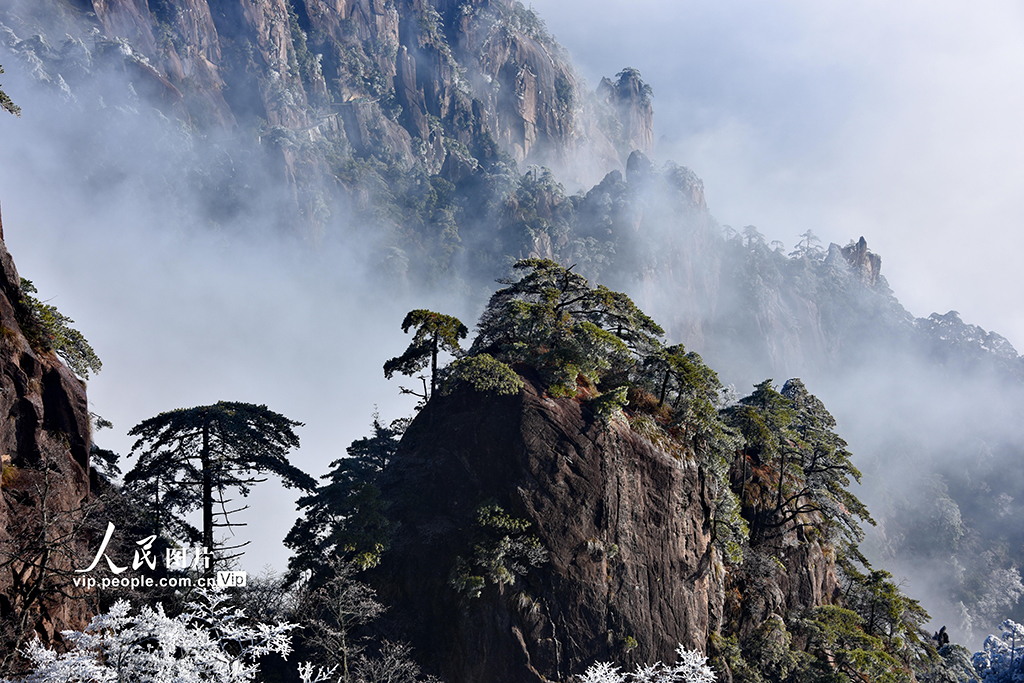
(0, 1), (1023, 682)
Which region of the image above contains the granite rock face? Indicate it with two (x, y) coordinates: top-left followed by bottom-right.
(0, 0), (634, 210)
(372, 373), (726, 682)
(369, 366), (849, 682)
(0, 208), (94, 659)
(840, 236), (881, 287)
(600, 69), (654, 159)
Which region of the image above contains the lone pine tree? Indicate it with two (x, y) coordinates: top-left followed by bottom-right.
(125, 402), (315, 576)
(383, 309), (468, 400)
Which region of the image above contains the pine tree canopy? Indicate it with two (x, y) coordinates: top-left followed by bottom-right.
(125, 402), (313, 571)
(383, 309), (468, 399)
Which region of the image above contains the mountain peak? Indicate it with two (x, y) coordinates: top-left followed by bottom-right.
(840, 235), (882, 286)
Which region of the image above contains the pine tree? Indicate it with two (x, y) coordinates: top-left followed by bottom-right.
(472, 258), (663, 396)
(383, 310), (468, 400)
(125, 402), (314, 575)
(724, 379), (871, 545)
(285, 415), (405, 580)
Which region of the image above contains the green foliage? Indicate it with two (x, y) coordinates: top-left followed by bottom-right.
(499, 168), (575, 261)
(439, 353), (524, 396)
(0, 65), (20, 117)
(511, 2), (555, 44)
(643, 344), (725, 438)
(19, 278), (102, 379)
(717, 597), (926, 683)
(797, 605), (907, 683)
(449, 503), (547, 598)
(836, 545), (932, 662)
(473, 258), (662, 395)
(724, 378), (871, 546)
(1, 461), (17, 487)
(711, 617), (804, 683)
(286, 414), (406, 581)
(636, 343), (746, 561)
(468, 260), (753, 561)
(588, 384), (629, 423)
(614, 67), (653, 103)
(709, 379), (928, 683)
(715, 545), (933, 683)
(384, 309), (468, 400)
(416, 5), (445, 47)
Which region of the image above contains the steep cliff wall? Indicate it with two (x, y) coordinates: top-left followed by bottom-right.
(0, 206), (94, 663)
(369, 371), (842, 682)
(1, 0), (628, 194)
(598, 69), (654, 159)
(371, 373), (722, 682)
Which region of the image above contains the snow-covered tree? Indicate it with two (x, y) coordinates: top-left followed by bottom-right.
(575, 644), (716, 683)
(5, 589), (293, 683)
(304, 559), (386, 682)
(789, 230), (823, 259)
(971, 619), (1024, 683)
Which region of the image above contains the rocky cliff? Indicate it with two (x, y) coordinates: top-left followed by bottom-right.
(0, 205), (95, 663)
(369, 370), (840, 683)
(598, 68), (654, 160)
(0, 0), (635, 236)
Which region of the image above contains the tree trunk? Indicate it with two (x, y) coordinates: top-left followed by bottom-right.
(202, 420), (214, 579)
(430, 333), (439, 398)
(775, 449), (787, 514)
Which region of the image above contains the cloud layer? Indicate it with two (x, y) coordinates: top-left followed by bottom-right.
(531, 0), (1024, 344)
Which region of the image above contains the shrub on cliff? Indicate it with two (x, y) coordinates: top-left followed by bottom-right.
(438, 353), (523, 396)
(19, 278), (101, 379)
(449, 503), (547, 599)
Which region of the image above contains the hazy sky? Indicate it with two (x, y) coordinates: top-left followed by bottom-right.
(0, 84), (440, 572)
(530, 0), (1024, 345)
(0, 192), (436, 571)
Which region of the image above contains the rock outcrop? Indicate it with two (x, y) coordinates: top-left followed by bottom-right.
(840, 236), (881, 287)
(0, 205), (94, 662)
(599, 68), (654, 159)
(371, 372), (724, 682)
(369, 365), (851, 683)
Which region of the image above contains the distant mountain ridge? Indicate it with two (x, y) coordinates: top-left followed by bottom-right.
(0, 0), (648, 229)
